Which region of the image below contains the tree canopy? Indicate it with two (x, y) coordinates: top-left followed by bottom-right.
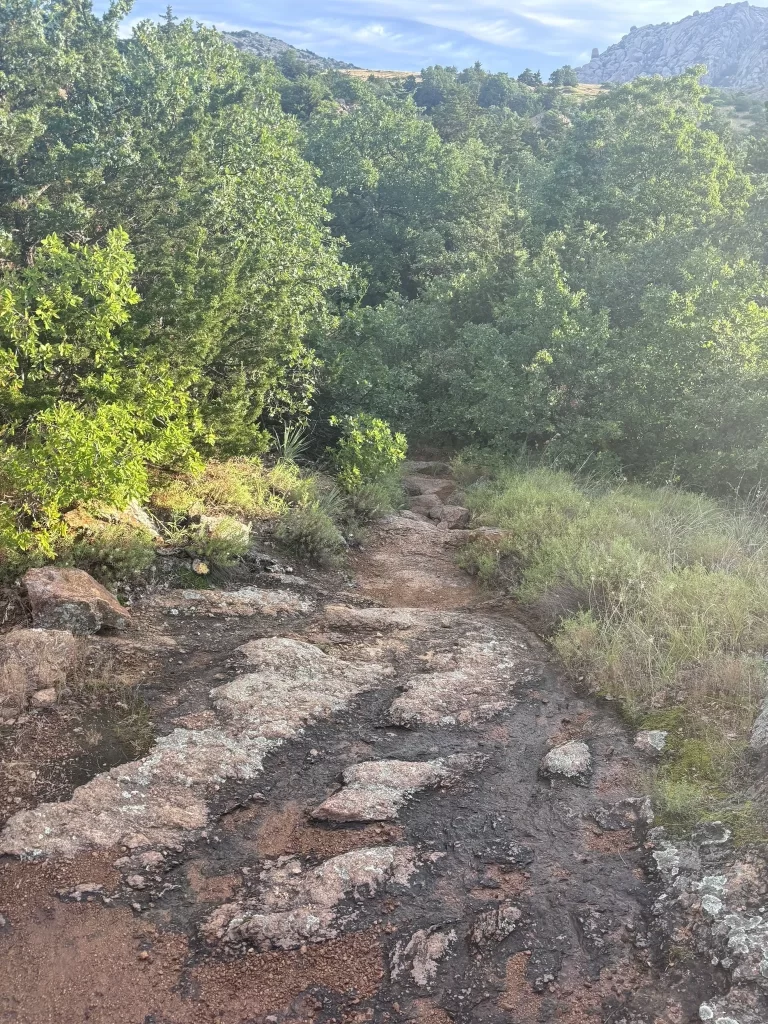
(4, 1), (768, 558)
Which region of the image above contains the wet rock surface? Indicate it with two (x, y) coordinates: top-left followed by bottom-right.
(201, 846), (418, 951)
(0, 639), (388, 858)
(213, 637), (391, 741)
(540, 740), (593, 784)
(0, 463), (747, 1022)
(311, 755), (486, 822)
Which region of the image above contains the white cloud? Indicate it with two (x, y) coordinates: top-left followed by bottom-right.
(116, 15), (144, 38)
(339, 0), (733, 47)
(301, 16), (422, 55)
(103, 1), (737, 75)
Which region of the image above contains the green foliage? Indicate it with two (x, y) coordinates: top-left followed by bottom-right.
(7, 7), (768, 599)
(0, 229), (200, 556)
(462, 460), (768, 713)
(310, 67), (768, 493)
(149, 458), (306, 521)
(272, 425), (311, 466)
(329, 414), (407, 493)
(549, 66), (578, 88)
(346, 473), (405, 521)
(477, 73), (538, 112)
(273, 500), (346, 563)
(0, 3), (348, 564)
(149, 456), (357, 566)
(61, 524), (157, 588)
(652, 734), (766, 840)
(2, 0), (345, 457)
(305, 92), (511, 302)
(518, 69), (542, 87)
(182, 518), (251, 568)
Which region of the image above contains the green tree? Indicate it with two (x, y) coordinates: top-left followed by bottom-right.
(541, 69), (751, 242)
(413, 65), (461, 111)
(549, 66), (579, 88)
(478, 73), (537, 112)
(306, 94), (510, 302)
(2, 2), (347, 452)
(518, 69), (543, 87)
(0, 230), (200, 554)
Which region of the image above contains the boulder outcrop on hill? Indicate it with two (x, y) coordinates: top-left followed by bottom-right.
(223, 29), (357, 71)
(578, 2), (768, 90)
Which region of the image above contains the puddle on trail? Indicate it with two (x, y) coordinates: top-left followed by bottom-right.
(0, 697), (155, 822)
(40, 702), (155, 790)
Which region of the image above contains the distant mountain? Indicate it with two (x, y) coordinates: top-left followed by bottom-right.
(222, 29), (358, 72)
(578, 2), (768, 90)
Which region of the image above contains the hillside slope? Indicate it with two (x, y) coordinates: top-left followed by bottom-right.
(578, 1), (768, 89)
(223, 29), (357, 71)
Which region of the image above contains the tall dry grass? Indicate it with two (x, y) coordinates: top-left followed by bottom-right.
(456, 458), (768, 835)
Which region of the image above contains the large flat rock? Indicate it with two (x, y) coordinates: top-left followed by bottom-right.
(312, 755), (486, 822)
(145, 586), (311, 618)
(388, 638), (527, 727)
(214, 638), (392, 740)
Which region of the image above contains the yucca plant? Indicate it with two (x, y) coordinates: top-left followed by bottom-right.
(272, 424), (311, 466)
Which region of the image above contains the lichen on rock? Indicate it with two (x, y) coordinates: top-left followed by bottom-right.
(388, 638), (526, 728)
(312, 754), (487, 822)
(201, 846), (418, 950)
(214, 637), (393, 740)
(540, 741), (592, 784)
(24, 567), (130, 635)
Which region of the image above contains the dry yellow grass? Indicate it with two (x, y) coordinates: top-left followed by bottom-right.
(342, 68), (421, 81)
(572, 82), (603, 97)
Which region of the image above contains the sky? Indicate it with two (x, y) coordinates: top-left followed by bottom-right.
(97, 1), (750, 76)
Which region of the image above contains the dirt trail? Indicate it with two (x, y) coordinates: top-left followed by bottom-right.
(0, 464), (718, 1023)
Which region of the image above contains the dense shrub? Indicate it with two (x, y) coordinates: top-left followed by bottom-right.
(149, 459), (308, 522)
(329, 414), (407, 494)
(346, 474), (406, 521)
(0, 230), (201, 558)
(273, 501), (346, 563)
(182, 518), (251, 567)
(0, 2), (345, 564)
(61, 525), (158, 588)
(311, 69), (768, 494)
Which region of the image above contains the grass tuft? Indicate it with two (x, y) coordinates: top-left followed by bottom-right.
(457, 456), (768, 837)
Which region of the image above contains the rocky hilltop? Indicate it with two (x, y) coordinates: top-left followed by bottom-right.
(578, 2), (768, 89)
(223, 29), (357, 72)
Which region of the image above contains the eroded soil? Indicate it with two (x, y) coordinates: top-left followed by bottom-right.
(0, 466), (733, 1023)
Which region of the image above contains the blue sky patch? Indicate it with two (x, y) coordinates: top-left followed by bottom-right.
(99, 2), (726, 76)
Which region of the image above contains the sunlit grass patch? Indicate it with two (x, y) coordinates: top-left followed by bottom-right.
(457, 456), (768, 837)
(149, 457), (307, 521)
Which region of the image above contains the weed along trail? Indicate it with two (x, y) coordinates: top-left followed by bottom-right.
(0, 461), (764, 1024)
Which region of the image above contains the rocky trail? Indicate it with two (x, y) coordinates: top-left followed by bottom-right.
(0, 464), (765, 1024)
